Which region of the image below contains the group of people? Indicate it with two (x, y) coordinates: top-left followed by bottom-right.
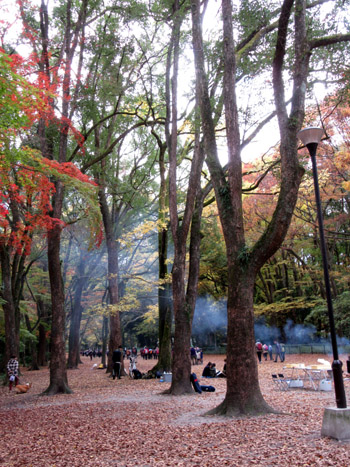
(124, 347), (138, 359)
(83, 346), (160, 362)
(255, 340), (285, 363)
(82, 349), (103, 360)
(190, 347), (203, 365)
(140, 346), (159, 360)
(111, 346), (144, 380)
(202, 360), (226, 378)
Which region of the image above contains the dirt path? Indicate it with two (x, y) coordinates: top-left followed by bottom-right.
(1, 354), (349, 466)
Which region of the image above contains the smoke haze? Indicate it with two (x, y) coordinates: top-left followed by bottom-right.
(192, 297), (350, 348)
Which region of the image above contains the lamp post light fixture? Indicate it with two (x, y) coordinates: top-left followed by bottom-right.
(298, 127), (347, 410)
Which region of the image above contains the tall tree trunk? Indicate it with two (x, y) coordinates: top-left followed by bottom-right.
(101, 315), (109, 368)
(106, 243), (122, 373)
(34, 296), (49, 367)
(170, 250), (193, 394)
(1, 197), (28, 364)
(152, 131), (172, 373)
(164, 0), (206, 395)
(38, 322), (47, 367)
(170, 181), (206, 394)
(43, 222), (72, 394)
(24, 315), (40, 371)
(67, 301), (83, 369)
(158, 288), (172, 372)
(99, 187), (123, 373)
(208, 273), (273, 416)
(67, 257), (86, 369)
(1, 246), (20, 362)
(157, 227), (172, 373)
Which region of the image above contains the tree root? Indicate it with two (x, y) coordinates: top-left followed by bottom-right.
(41, 382), (73, 396)
(161, 386), (194, 396)
(204, 398), (282, 418)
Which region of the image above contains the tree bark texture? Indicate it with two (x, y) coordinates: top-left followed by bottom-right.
(99, 187), (123, 373)
(1, 246), (20, 362)
(67, 255), (86, 369)
(24, 314), (40, 371)
(157, 136), (172, 373)
(166, 5), (206, 392)
(170, 252), (193, 394)
(44, 222), (72, 394)
(207, 274), (274, 416)
(34, 296), (49, 367)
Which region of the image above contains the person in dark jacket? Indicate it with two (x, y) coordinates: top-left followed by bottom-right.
(202, 362), (213, 377)
(112, 346), (123, 379)
(202, 362), (217, 377)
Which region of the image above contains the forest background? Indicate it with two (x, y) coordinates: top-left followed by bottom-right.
(1, 0), (350, 411)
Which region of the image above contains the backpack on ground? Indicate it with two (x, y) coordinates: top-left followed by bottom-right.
(200, 385), (215, 392)
(190, 372), (202, 394)
(132, 369), (142, 379)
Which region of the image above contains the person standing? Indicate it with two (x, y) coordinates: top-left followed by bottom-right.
(262, 343), (268, 361)
(112, 346), (123, 380)
(7, 356), (19, 391)
(274, 340), (282, 362)
(281, 343), (286, 362)
(190, 347), (196, 365)
(268, 344), (273, 361)
(256, 341), (263, 363)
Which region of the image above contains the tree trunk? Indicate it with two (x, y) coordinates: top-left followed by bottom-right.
(155, 135), (172, 374)
(101, 315), (108, 368)
(38, 322), (47, 367)
(67, 257), (86, 369)
(1, 246), (20, 362)
(170, 182), (207, 393)
(170, 255), (193, 394)
(157, 279), (172, 373)
(37, 297), (48, 367)
(164, 1), (206, 395)
(43, 223), (72, 394)
(28, 340), (40, 371)
(208, 273), (275, 416)
(67, 301), (83, 369)
(24, 315), (40, 371)
(98, 187), (123, 373)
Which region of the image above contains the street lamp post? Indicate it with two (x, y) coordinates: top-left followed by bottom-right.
(298, 127), (347, 409)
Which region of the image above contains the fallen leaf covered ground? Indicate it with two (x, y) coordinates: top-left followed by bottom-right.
(1, 353), (350, 466)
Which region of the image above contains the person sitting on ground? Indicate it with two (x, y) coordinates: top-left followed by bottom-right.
(211, 362), (219, 377)
(215, 360), (226, 378)
(203, 362), (225, 378)
(202, 362), (213, 377)
(219, 359), (227, 377)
